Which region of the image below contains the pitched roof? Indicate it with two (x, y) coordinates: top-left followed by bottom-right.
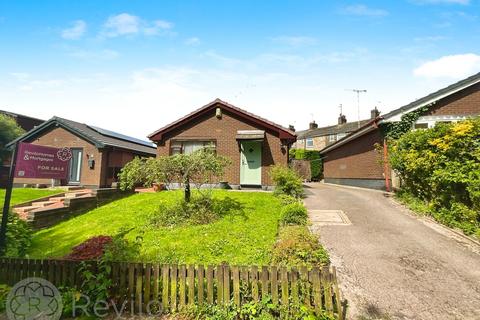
(296, 120), (371, 139)
(381, 71), (480, 122)
(320, 72), (480, 154)
(148, 98), (296, 141)
(0, 110), (44, 122)
(7, 116), (156, 155)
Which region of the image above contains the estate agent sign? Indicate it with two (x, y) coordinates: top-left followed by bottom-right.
(14, 142), (72, 179)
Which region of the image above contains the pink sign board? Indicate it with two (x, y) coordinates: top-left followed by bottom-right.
(14, 142), (72, 179)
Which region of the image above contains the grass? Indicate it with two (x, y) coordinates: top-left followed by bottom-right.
(29, 190), (283, 265)
(0, 188), (62, 207)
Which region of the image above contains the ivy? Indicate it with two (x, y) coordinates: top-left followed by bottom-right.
(380, 104), (432, 140)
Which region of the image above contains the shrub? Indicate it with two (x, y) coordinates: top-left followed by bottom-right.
(270, 165), (304, 198)
(103, 227), (143, 262)
(0, 284), (10, 313)
(276, 194), (299, 206)
(64, 236), (112, 260)
(389, 117), (480, 236)
(280, 202), (308, 225)
(272, 226), (329, 267)
(5, 212), (32, 257)
(149, 195), (245, 227)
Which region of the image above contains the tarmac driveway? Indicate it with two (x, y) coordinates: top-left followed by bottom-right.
(304, 183), (480, 320)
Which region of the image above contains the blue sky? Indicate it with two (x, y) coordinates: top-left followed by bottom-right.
(1, 0), (479, 139)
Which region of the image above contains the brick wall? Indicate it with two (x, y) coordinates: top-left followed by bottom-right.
(322, 128), (384, 180)
(155, 108), (288, 185)
(426, 82), (480, 116)
(13, 127), (104, 187)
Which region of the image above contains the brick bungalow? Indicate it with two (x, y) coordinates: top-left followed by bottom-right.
(148, 99), (296, 188)
(1, 110), (45, 187)
(320, 72), (480, 190)
(7, 117), (156, 188)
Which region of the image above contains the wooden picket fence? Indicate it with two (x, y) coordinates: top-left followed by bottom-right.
(0, 258), (344, 319)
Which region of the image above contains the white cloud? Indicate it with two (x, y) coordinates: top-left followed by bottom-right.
(271, 36), (317, 46)
(101, 13), (173, 38)
(342, 4), (389, 16)
(413, 53), (480, 79)
(185, 37), (201, 46)
(61, 20), (87, 40)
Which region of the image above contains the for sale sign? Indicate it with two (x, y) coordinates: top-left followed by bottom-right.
(14, 142), (72, 179)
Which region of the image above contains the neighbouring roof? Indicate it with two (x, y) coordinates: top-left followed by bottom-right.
(7, 116), (157, 155)
(296, 120), (371, 139)
(0, 110), (44, 123)
(381, 71), (480, 122)
(148, 98), (296, 142)
(320, 71), (480, 154)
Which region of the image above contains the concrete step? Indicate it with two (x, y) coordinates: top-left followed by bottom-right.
(13, 206), (39, 214)
(49, 196), (66, 202)
(31, 200), (57, 207)
(65, 189), (93, 198)
(31, 202), (66, 213)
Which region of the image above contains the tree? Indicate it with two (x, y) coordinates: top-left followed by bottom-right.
(0, 114), (24, 163)
(119, 150), (230, 202)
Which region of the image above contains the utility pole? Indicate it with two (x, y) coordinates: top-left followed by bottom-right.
(347, 89), (367, 128)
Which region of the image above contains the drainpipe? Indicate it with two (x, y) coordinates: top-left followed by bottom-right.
(383, 139), (391, 192)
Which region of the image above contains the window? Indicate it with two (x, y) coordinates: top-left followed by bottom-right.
(306, 138), (314, 148)
(336, 133), (347, 140)
(414, 123), (428, 129)
(170, 140), (216, 155)
(328, 134), (336, 142)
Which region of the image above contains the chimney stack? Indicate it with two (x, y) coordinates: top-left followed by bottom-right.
(309, 121), (318, 130)
(288, 124), (295, 132)
(371, 107), (380, 119)
(338, 114), (347, 125)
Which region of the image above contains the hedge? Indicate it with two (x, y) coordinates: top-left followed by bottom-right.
(289, 149), (322, 180)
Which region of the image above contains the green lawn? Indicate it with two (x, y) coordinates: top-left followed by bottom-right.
(29, 190), (282, 265)
(0, 188), (62, 207)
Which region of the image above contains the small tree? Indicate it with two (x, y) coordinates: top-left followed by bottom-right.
(119, 150), (230, 202)
(0, 114), (24, 163)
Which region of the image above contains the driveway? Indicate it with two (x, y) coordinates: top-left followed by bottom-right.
(304, 183), (480, 320)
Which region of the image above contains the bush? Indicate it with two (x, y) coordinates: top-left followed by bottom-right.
(276, 194), (300, 206)
(103, 227), (143, 262)
(149, 195), (245, 227)
(389, 118), (480, 236)
(0, 284), (10, 313)
(272, 226), (329, 267)
(64, 236), (113, 260)
(5, 212), (32, 257)
(270, 165), (304, 198)
(280, 202), (308, 225)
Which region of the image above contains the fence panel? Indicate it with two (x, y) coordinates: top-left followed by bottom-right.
(0, 258), (343, 319)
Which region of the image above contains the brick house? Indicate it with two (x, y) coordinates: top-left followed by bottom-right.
(1, 110), (45, 187)
(7, 117), (156, 188)
(148, 99), (296, 188)
(292, 110), (379, 151)
(320, 72), (480, 190)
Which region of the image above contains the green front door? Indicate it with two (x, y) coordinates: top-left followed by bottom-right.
(240, 141), (262, 185)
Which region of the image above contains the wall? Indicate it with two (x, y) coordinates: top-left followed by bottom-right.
(155, 109), (288, 185)
(13, 127), (104, 187)
(426, 82), (480, 116)
(322, 128), (385, 188)
(294, 136), (329, 151)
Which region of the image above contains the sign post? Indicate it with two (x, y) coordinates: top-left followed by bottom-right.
(0, 142), (71, 255)
(0, 142), (19, 256)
